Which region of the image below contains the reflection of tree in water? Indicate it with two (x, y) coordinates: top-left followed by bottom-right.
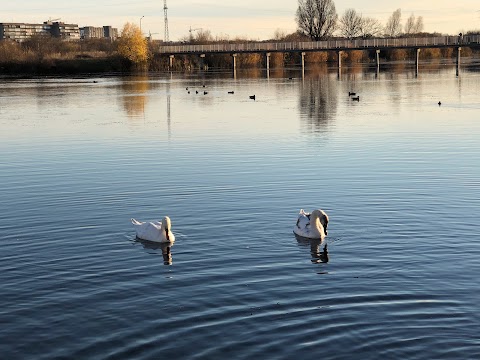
(299, 72), (338, 133)
(235, 68), (263, 79)
(121, 76), (149, 117)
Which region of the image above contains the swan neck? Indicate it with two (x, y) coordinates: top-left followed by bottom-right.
(312, 216), (325, 238)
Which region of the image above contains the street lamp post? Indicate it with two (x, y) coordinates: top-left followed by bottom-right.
(140, 16), (144, 33)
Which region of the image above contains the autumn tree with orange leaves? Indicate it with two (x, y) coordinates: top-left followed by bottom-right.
(117, 23), (148, 65)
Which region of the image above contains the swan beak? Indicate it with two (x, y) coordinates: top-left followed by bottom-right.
(165, 227), (170, 241)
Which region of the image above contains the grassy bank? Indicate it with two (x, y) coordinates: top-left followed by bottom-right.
(0, 57), (126, 76)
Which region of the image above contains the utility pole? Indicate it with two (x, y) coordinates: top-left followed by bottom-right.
(164, 0), (169, 42)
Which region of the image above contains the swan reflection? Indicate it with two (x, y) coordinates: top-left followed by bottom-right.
(137, 239), (174, 265)
(296, 237), (329, 264)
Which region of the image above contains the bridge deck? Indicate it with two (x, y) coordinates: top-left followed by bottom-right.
(158, 35), (480, 55)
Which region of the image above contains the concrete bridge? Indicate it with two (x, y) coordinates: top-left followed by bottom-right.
(159, 35), (480, 75)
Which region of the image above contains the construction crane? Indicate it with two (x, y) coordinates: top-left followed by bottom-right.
(189, 26), (202, 34)
(148, 31), (159, 42)
(163, 0), (169, 42)
(189, 26), (202, 41)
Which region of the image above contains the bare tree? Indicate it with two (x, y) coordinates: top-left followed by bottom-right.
(404, 14), (415, 35)
(404, 14), (424, 35)
(194, 29), (213, 44)
(384, 8), (402, 37)
(273, 29), (287, 40)
(339, 8), (362, 38)
(414, 16), (424, 33)
(296, 0), (338, 41)
(359, 17), (383, 38)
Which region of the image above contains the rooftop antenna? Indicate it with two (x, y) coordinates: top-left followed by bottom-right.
(164, 0), (169, 42)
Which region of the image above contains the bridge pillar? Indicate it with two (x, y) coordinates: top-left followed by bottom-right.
(337, 51), (343, 69)
(301, 52), (306, 77)
(232, 53), (237, 79)
(265, 52), (270, 78)
(456, 47), (462, 76)
(199, 54), (206, 71)
(415, 48), (420, 76)
(375, 49), (380, 78)
(169, 55), (174, 70)
(232, 53), (237, 71)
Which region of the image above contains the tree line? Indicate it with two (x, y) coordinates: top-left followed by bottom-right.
(296, 0), (429, 40)
(0, 23), (151, 74)
(1, 3), (479, 75)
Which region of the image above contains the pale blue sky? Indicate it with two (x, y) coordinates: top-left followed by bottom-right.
(3, 1), (480, 40)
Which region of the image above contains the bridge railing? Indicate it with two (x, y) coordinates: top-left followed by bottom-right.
(158, 35), (480, 55)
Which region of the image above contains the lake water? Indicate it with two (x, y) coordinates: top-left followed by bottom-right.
(1, 64), (480, 359)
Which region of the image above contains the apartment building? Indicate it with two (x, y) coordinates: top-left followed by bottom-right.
(0, 21), (80, 42)
(102, 26), (118, 39)
(0, 23), (49, 42)
(80, 26), (104, 39)
(80, 26), (118, 40)
(49, 22), (80, 40)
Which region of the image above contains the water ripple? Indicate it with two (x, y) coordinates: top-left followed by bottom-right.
(2, 71), (480, 359)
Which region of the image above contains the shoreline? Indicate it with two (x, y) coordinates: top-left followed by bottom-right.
(1, 57), (479, 80)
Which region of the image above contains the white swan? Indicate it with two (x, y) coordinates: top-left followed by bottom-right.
(293, 209), (329, 240)
(131, 216), (175, 243)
